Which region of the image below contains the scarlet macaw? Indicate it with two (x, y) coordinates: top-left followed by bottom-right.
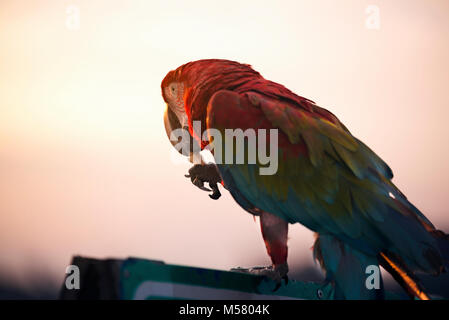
(161, 59), (448, 299)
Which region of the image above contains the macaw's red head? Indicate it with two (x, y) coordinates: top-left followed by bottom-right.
(161, 59), (261, 148)
(161, 69), (188, 131)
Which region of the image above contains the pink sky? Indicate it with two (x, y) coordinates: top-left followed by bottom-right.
(0, 0), (448, 285)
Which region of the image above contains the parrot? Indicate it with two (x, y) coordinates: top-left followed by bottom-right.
(161, 59), (449, 299)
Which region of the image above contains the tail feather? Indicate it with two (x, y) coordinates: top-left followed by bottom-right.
(385, 194), (448, 275)
(378, 252), (430, 300)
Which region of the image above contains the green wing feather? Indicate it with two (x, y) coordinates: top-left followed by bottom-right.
(207, 90), (442, 274)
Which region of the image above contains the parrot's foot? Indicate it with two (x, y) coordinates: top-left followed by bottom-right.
(185, 163), (222, 200)
(231, 263), (289, 291)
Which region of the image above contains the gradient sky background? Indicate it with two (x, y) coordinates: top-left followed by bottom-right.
(1, 0), (449, 288)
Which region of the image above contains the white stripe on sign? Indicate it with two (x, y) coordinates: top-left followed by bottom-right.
(133, 280), (300, 300)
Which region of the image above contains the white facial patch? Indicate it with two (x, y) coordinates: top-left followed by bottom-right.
(165, 83), (187, 127)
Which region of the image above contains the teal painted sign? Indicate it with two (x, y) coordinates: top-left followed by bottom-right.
(120, 258), (335, 300)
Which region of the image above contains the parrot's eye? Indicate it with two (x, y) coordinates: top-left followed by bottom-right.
(169, 84), (177, 96)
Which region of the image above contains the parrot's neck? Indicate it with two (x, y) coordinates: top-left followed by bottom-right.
(181, 63), (262, 148)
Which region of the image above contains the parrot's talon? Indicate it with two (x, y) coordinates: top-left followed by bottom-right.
(272, 283), (281, 292)
(209, 184), (221, 200)
(192, 178), (211, 192)
(230, 264), (288, 291)
(192, 177), (202, 187)
(186, 163), (222, 199)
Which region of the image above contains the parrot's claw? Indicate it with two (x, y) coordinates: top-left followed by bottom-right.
(230, 263), (289, 291)
(272, 275), (289, 292)
(186, 163), (222, 199)
(192, 177), (212, 191)
(209, 183), (221, 200)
